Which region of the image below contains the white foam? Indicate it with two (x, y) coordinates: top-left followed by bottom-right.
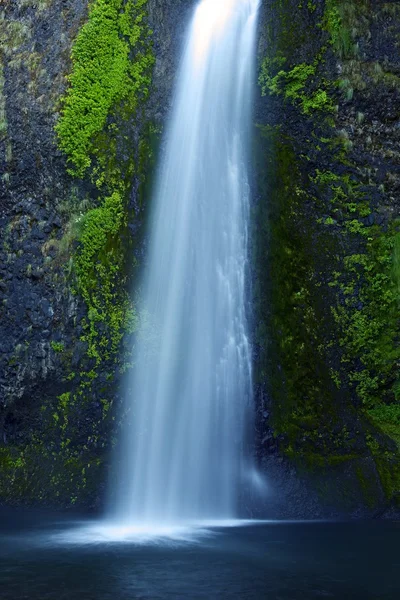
(45, 519), (267, 546)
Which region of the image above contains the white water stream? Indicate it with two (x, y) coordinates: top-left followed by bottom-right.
(111, 0), (260, 526)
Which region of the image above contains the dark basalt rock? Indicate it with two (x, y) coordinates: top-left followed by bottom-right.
(0, 0), (197, 508)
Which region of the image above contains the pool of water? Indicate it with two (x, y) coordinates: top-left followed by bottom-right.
(0, 511), (399, 599)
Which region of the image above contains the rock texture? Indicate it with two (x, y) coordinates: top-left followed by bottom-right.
(253, 0), (400, 517)
(0, 1), (87, 403)
(0, 0), (195, 507)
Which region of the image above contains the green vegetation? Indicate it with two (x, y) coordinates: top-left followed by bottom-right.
(368, 405), (400, 449)
(332, 227), (400, 407)
(0, 0), (156, 506)
(323, 0), (371, 60)
(254, 128), (344, 455)
(255, 0), (400, 508)
(75, 191), (137, 364)
(38, 0), (155, 504)
(310, 169), (399, 422)
(323, 0), (353, 58)
(55, 0), (154, 177)
(55, 0), (154, 377)
(0, 16), (31, 56)
(50, 341), (65, 353)
(259, 60), (335, 115)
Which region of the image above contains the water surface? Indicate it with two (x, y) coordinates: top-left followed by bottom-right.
(0, 513), (399, 599)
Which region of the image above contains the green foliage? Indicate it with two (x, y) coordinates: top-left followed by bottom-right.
(255, 0), (400, 508)
(13, 0), (158, 507)
(368, 405), (400, 449)
(311, 170), (399, 408)
(259, 60), (335, 115)
(311, 169), (400, 500)
(254, 126), (400, 504)
(55, 0), (154, 177)
(50, 341), (65, 353)
(253, 128), (342, 458)
(74, 192), (137, 364)
(297, 1), (317, 13)
(280, 63), (316, 99)
(76, 193), (124, 273)
(393, 233), (400, 300)
(302, 89), (333, 114)
(55, 0), (154, 374)
(258, 54), (287, 94)
(259, 61), (314, 97)
(0, 0), (158, 508)
(323, 0), (352, 58)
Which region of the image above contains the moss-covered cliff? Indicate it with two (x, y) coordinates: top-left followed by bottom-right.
(0, 0), (398, 516)
(254, 0), (400, 516)
(0, 0), (193, 507)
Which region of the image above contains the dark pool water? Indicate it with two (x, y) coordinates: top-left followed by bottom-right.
(0, 511), (399, 599)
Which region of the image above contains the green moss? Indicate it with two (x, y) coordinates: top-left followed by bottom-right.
(50, 341), (65, 353)
(56, 0), (154, 177)
(0, 385), (110, 505)
(0, 17), (31, 56)
(253, 127), (343, 458)
(256, 0), (400, 508)
(54, 0), (155, 379)
(368, 406), (400, 449)
(334, 231), (399, 406)
(305, 169), (400, 502)
(323, 0), (371, 59)
(311, 168), (400, 413)
(393, 233), (400, 299)
(323, 0), (352, 58)
(259, 60), (335, 115)
(53, 0), (156, 380)
(0, 435), (104, 506)
(74, 192), (134, 364)
(323, 1), (400, 97)
(0, 0), (157, 507)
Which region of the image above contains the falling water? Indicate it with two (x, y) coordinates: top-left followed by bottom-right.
(112, 0), (260, 525)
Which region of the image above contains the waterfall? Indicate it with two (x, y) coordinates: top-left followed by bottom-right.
(112, 0), (260, 525)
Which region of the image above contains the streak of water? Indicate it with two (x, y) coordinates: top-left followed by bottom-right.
(111, 0), (260, 525)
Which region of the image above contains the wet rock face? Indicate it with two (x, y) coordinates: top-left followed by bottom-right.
(0, 0), (197, 507)
(0, 0), (88, 407)
(0, 1), (88, 209)
(147, 0), (195, 123)
(0, 0), (195, 406)
(252, 0), (400, 517)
